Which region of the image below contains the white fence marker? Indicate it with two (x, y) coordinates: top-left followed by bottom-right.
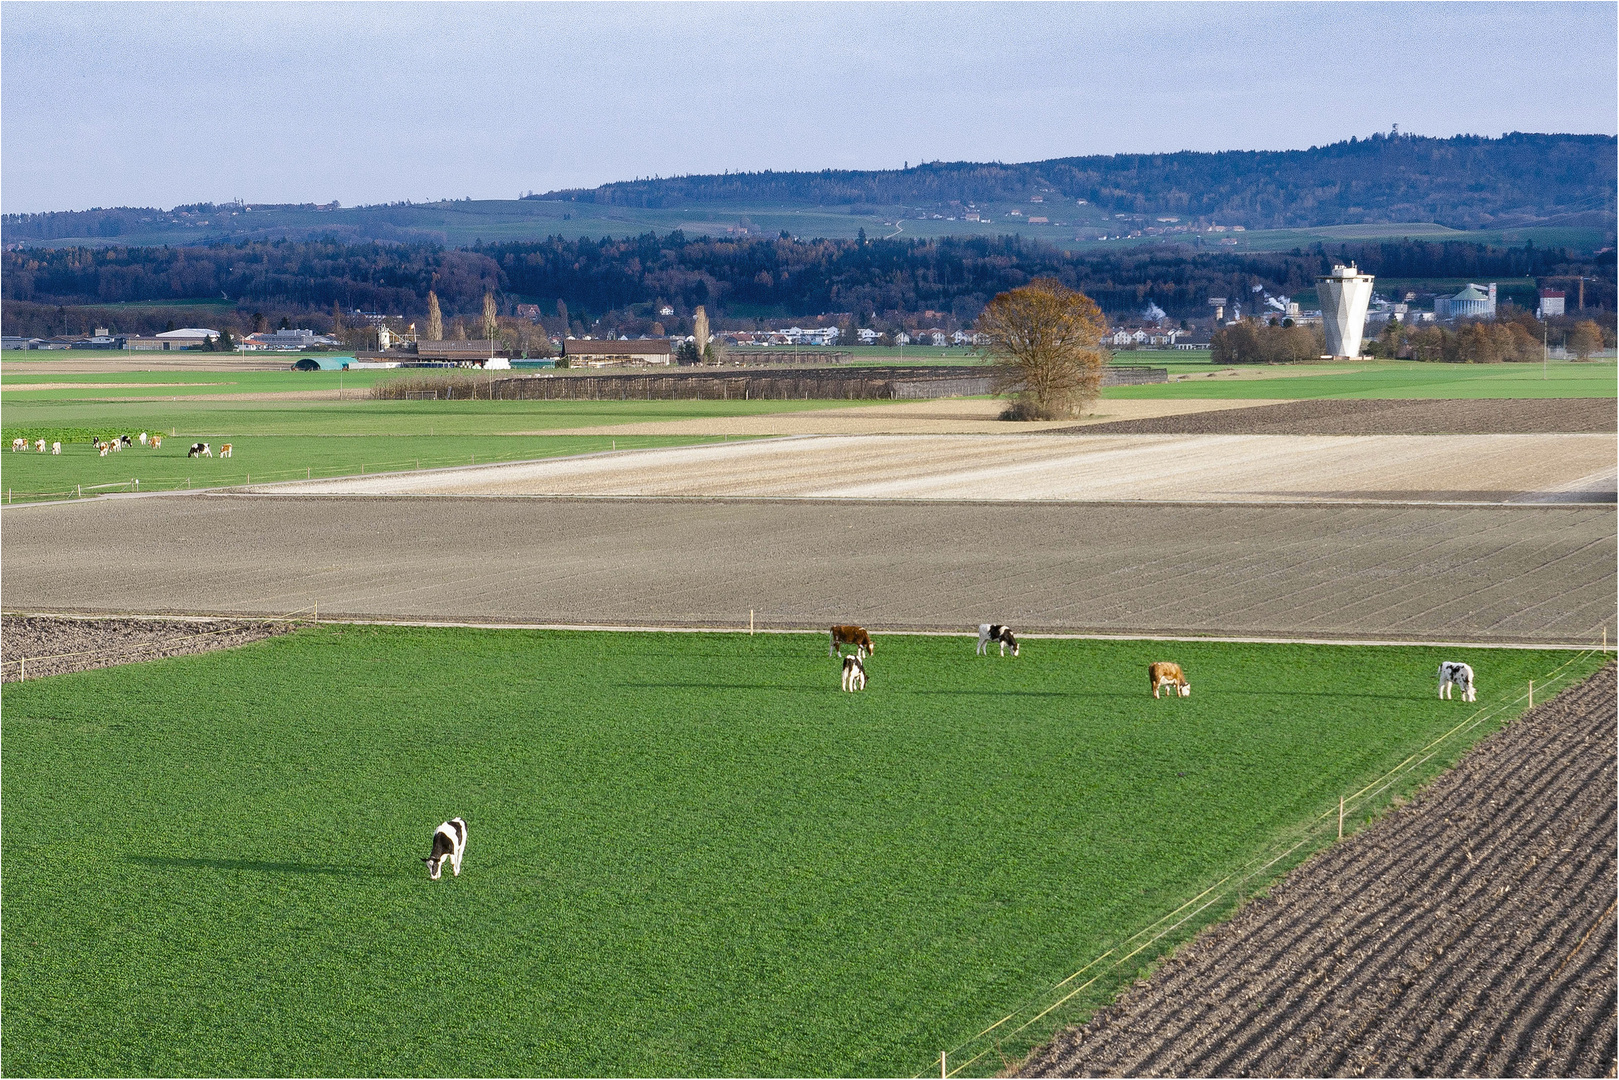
(1528, 680), (1533, 709)
(750, 609), (755, 635)
(1338, 795), (1345, 840)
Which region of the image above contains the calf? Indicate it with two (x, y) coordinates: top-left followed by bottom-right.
(99, 444), (110, 457)
(150, 434), (163, 449)
(219, 443), (233, 458)
(841, 653), (867, 692)
(10, 438), (23, 452)
(976, 623), (1020, 657)
(423, 817), (468, 880)
(139, 432), (148, 446)
(51, 441), (61, 455)
(1149, 661), (1190, 699)
(34, 439), (46, 453)
(829, 624), (875, 659)
(188, 442), (212, 458)
(1438, 662), (1476, 702)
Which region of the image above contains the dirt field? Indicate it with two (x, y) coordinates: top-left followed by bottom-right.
(3, 497), (1612, 644)
(1018, 662), (1618, 1078)
(1065, 397), (1619, 436)
(258, 433), (1616, 505)
(0, 615), (294, 682)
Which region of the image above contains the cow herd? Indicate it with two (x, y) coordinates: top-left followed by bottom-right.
(7, 432), (241, 461)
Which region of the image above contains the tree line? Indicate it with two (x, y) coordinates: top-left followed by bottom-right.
(2, 232), (1610, 341)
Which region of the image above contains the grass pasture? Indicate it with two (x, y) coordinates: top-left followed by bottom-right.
(3, 627), (1604, 1077)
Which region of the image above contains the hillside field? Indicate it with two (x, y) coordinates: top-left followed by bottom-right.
(2, 626), (1605, 1076)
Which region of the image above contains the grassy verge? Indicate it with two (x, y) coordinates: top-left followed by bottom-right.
(2, 628), (1603, 1076)
(1103, 358), (1618, 399)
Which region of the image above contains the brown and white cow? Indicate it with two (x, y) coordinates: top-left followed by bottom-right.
(1149, 661), (1190, 699)
(219, 443), (233, 458)
(829, 625), (875, 659)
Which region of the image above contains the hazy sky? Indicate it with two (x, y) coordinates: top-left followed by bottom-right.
(3, 2), (1615, 214)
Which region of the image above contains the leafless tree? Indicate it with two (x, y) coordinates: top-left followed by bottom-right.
(427, 291), (443, 342)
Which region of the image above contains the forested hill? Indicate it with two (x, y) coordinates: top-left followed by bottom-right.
(545, 133), (1617, 230)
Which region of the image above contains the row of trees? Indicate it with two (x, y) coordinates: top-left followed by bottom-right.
(6, 233), (1610, 329)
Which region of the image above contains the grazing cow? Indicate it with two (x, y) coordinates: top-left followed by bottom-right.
(841, 653), (867, 692)
(51, 441), (61, 455)
(1149, 661), (1191, 699)
(976, 623), (1020, 657)
(99, 444), (110, 457)
(1438, 662), (1476, 702)
(150, 434), (163, 449)
(34, 439), (46, 453)
(10, 438), (23, 452)
(219, 443), (233, 458)
(119, 435), (132, 448)
(829, 625), (875, 659)
(423, 818), (468, 880)
(188, 442), (211, 458)
(139, 432), (148, 446)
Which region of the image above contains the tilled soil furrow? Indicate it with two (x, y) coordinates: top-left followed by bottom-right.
(1017, 663), (1616, 1078)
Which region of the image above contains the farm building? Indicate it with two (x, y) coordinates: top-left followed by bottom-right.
(562, 339), (673, 366)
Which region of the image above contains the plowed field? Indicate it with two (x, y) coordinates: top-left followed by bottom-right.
(1018, 662), (1618, 1078)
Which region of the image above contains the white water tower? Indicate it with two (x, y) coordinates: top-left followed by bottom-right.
(1318, 263), (1375, 358)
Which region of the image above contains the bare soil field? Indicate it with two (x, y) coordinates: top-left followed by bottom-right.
(1065, 397), (1618, 436)
(258, 433), (1617, 506)
(2, 357), (298, 374)
(3, 496), (1612, 644)
(0, 614), (294, 682)
(1018, 662), (1618, 1079)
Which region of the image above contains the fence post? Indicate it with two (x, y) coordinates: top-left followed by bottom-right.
(1528, 680), (1533, 709)
(1338, 794), (1344, 840)
(750, 609), (755, 635)
(18, 657), (23, 682)
(941, 1050), (947, 1079)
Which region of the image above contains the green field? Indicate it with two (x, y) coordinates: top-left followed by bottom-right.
(2, 628), (1603, 1076)
(1104, 358), (1618, 400)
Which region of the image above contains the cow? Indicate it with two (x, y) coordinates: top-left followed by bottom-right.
(99, 444), (110, 457)
(51, 441), (61, 455)
(34, 439), (46, 453)
(150, 434), (163, 449)
(841, 653), (867, 692)
(423, 818), (468, 880)
(219, 443), (233, 458)
(829, 625), (875, 659)
(10, 438), (23, 452)
(1149, 661), (1190, 699)
(119, 435), (132, 448)
(976, 624), (1020, 657)
(1438, 662), (1476, 702)
(188, 442), (212, 458)
(139, 432), (148, 446)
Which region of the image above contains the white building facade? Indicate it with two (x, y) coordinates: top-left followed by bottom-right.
(1317, 264), (1375, 358)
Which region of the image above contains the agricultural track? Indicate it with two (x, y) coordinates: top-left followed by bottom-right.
(1018, 663), (1618, 1078)
(1, 497), (1613, 643)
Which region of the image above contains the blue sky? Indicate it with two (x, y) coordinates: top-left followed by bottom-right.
(3, 1), (1614, 214)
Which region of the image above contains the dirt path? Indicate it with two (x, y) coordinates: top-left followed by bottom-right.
(1018, 662), (1618, 1078)
(0, 615), (295, 682)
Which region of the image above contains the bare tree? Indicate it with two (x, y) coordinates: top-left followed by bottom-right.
(482, 292), (498, 343)
(427, 291), (443, 342)
(976, 278), (1109, 419)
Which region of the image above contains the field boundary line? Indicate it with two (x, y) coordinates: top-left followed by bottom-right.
(1, 610), (1607, 652)
(923, 648), (1604, 1078)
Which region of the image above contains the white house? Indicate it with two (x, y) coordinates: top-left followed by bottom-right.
(857, 328), (880, 344)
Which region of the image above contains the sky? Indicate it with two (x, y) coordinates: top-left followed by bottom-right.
(3, 1), (1615, 214)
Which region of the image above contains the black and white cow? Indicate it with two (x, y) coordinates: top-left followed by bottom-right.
(976, 624), (1020, 657)
(423, 817), (468, 880)
(841, 653), (867, 692)
(188, 442), (211, 458)
(1438, 662), (1476, 702)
